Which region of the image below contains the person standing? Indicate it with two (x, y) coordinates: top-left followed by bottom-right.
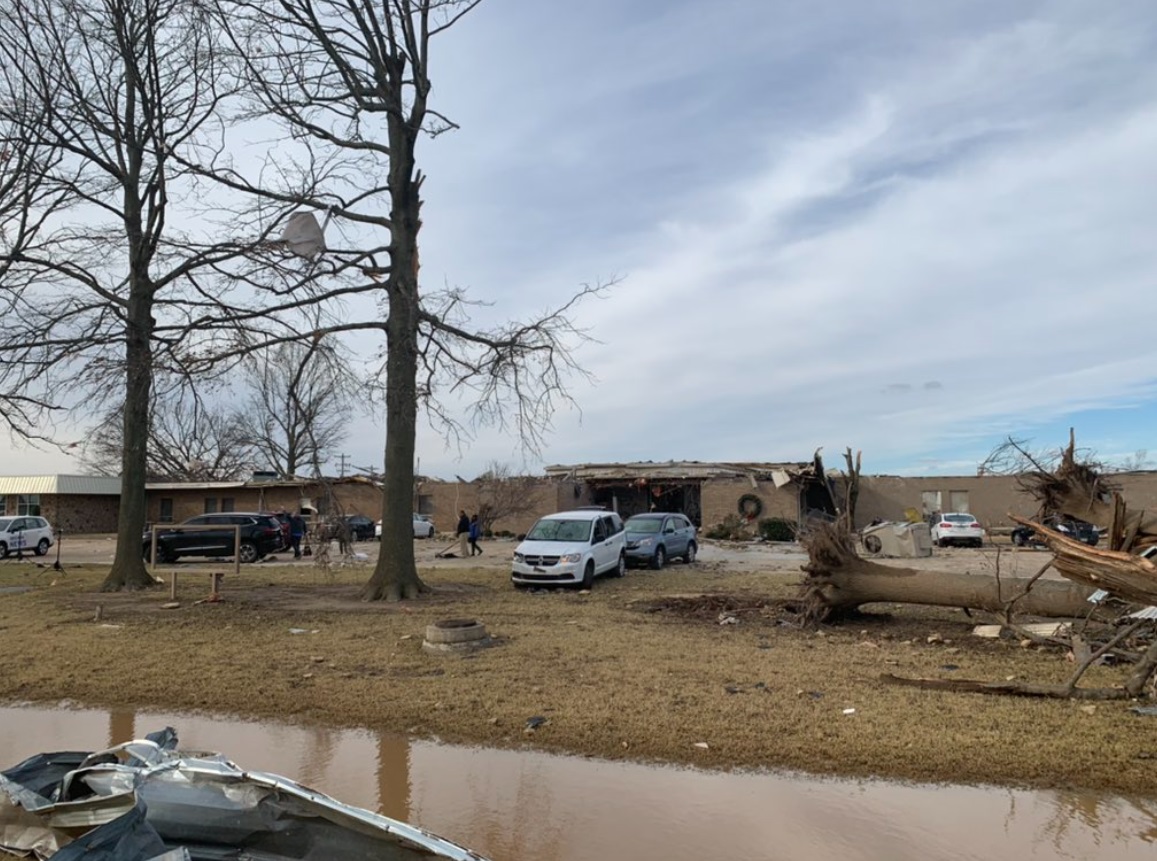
(289, 512), (306, 559)
(456, 510), (470, 558)
(468, 513), (483, 556)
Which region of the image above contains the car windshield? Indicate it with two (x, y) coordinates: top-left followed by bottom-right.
(0, 518), (11, 531)
(526, 519), (592, 542)
(625, 518), (662, 534)
(945, 515), (975, 524)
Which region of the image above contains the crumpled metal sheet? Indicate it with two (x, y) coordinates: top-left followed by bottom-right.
(0, 728), (490, 861)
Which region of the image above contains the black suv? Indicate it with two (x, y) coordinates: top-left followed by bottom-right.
(143, 513), (285, 564)
(1011, 518), (1099, 548)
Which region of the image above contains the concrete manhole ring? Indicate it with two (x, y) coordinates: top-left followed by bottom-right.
(423, 618), (492, 653)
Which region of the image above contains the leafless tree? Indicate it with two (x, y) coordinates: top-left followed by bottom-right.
(475, 462), (541, 535)
(80, 392), (258, 481)
(212, 0), (611, 601)
(0, 0), (326, 590)
(235, 340), (357, 477)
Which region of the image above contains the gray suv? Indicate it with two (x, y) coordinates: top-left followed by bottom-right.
(624, 513), (697, 569)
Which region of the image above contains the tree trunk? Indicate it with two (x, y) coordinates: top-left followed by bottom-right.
(805, 558), (1096, 618)
(1010, 515), (1157, 606)
(801, 522), (1097, 623)
(101, 290), (156, 591)
(362, 112), (427, 602)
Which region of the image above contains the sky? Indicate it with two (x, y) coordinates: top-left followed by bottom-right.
(4, 0), (1157, 480)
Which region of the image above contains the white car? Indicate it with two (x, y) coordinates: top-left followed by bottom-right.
(931, 513), (985, 548)
(0, 516), (55, 558)
(512, 508), (626, 589)
(375, 514), (436, 540)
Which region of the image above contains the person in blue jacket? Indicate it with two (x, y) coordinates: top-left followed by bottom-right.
(468, 513), (483, 556)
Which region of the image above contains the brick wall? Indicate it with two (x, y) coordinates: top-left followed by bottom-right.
(858, 475), (1046, 530)
(700, 478), (800, 527)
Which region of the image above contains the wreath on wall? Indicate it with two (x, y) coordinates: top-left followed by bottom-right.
(737, 494), (763, 521)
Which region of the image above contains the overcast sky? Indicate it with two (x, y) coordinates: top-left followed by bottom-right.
(5, 0), (1157, 480)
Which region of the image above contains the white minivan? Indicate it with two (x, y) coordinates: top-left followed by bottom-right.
(512, 509), (626, 589)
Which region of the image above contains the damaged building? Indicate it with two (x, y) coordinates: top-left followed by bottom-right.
(544, 461), (839, 528)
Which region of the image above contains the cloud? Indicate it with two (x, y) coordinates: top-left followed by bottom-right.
(6, 1), (1157, 481)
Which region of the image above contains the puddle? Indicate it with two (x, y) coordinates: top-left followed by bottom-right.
(1, 703), (1154, 860)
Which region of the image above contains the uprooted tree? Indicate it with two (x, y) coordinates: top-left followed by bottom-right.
(1012, 430), (1157, 554)
(806, 432), (1157, 701)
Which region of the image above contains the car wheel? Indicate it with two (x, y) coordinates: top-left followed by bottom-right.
(650, 546), (666, 570)
(581, 560), (595, 589)
(937, 538), (948, 548)
(684, 542), (697, 564)
(0, 542), (7, 559)
(611, 552), (626, 578)
(238, 541), (260, 564)
(34, 538), (49, 556)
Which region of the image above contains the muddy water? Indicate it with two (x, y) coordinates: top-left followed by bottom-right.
(1, 704), (1154, 860)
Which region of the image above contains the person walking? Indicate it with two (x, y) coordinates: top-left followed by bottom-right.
(456, 510), (470, 558)
(289, 512), (306, 559)
(468, 513), (483, 556)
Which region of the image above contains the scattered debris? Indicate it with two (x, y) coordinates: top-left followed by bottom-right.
(693, 742), (709, 750)
(524, 716), (548, 730)
(1129, 706), (1157, 717)
(0, 727), (487, 859)
(842, 708), (856, 716)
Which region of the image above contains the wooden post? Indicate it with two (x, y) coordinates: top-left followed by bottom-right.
(169, 571), (178, 601)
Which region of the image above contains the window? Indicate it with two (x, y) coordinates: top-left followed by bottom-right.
(159, 498), (174, 523)
(221, 497), (235, 513)
(0, 497), (6, 516)
(593, 520), (606, 542)
(920, 491), (942, 516)
(204, 498), (218, 514)
(417, 494), (435, 515)
(949, 491), (970, 513)
(17, 495), (40, 516)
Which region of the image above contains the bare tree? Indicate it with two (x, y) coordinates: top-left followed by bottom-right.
(214, 0), (609, 601)
(475, 462), (541, 534)
(0, 0), (279, 590)
(0, 0), (344, 589)
(235, 340), (357, 477)
(81, 392), (258, 481)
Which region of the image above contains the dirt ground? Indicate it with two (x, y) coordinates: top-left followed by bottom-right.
(1, 536), (1152, 795)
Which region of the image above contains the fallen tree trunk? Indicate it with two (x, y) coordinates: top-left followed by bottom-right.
(800, 523), (1097, 623)
(1010, 515), (1157, 606)
(879, 674), (1131, 700)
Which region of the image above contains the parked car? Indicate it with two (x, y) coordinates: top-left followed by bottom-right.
(511, 508), (626, 589)
(343, 514), (377, 541)
(374, 514), (437, 539)
(931, 513), (985, 548)
(142, 513), (284, 564)
(0, 516), (55, 558)
(623, 512), (697, 569)
(1011, 518), (1099, 547)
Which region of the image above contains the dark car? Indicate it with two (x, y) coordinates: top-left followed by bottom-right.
(1011, 518), (1099, 547)
(343, 514), (376, 541)
(143, 513), (285, 564)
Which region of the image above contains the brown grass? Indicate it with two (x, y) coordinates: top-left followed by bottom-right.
(0, 557), (1152, 794)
